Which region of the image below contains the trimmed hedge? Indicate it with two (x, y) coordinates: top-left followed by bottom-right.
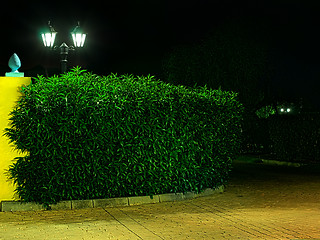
(241, 115), (271, 155)
(4, 67), (243, 205)
(268, 114), (320, 163)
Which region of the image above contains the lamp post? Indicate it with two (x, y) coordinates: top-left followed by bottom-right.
(41, 21), (86, 73)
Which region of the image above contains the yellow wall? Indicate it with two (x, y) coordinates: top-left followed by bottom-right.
(0, 77), (31, 201)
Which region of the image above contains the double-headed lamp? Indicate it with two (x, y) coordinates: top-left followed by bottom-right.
(41, 21), (86, 48)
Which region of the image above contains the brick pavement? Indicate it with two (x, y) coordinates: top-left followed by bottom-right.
(0, 161), (320, 239)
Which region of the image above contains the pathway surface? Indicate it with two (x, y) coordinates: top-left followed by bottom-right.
(0, 160), (320, 239)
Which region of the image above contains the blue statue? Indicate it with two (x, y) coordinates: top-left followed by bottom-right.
(8, 53), (21, 72)
(5, 53), (24, 77)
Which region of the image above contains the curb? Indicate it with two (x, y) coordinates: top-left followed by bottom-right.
(234, 157), (305, 168)
(261, 159), (303, 167)
(0, 186), (224, 212)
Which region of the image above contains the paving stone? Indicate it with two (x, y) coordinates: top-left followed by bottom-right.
(158, 192), (184, 202)
(49, 201), (72, 210)
(1, 161), (319, 239)
(93, 197), (129, 208)
(1, 201), (44, 212)
(72, 200), (94, 209)
(128, 195), (160, 206)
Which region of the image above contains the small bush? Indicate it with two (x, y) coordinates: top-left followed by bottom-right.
(255, 105), (276, 119)
(4, 67), (243, 205)
(268, 114), (320, 162)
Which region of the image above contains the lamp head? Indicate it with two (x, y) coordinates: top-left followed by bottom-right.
(71, 22), (86, 47)
(41, 21), (57, 48)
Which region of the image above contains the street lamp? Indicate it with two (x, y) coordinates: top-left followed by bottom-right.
(41, 21), (86, 73)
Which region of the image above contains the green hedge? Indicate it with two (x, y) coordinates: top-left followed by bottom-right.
(268, 114), (320, 163)
(4, 67), (243, 205)
(241, 116), (271, 155)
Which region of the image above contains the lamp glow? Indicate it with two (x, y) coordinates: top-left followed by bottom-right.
(71, 22), (86, 47)
(41, 21), (57, 47)
(42, 32), (57, 47)
(72, 33), (86, 47)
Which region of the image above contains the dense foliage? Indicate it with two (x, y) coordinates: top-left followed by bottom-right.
(4, 68), (243, 205)
(268, 114), (320, 163)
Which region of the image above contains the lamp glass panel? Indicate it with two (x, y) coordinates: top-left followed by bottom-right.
(42, 32), (56, 47)
(81, 34), (86, 47)
(72, 33), (86, 47)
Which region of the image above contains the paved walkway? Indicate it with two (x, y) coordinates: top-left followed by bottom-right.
(0, 160), (320, 239)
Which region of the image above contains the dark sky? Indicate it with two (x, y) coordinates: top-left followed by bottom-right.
(1, 0), (320, 106)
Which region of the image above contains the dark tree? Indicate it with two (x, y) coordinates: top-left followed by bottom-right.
(163, 20), (274, 114)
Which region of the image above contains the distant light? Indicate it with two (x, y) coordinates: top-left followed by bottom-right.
(287, 108), (291, 112)
(280, 108), (284, 112)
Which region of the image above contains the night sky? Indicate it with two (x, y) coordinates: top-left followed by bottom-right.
(1, 0), (320, 108)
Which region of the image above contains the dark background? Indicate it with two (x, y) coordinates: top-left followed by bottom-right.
(1, 0), (320, 108)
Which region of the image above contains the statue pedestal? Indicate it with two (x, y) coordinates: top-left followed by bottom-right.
(0, 77), (31, 201)
(5, 72), (24, 77)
